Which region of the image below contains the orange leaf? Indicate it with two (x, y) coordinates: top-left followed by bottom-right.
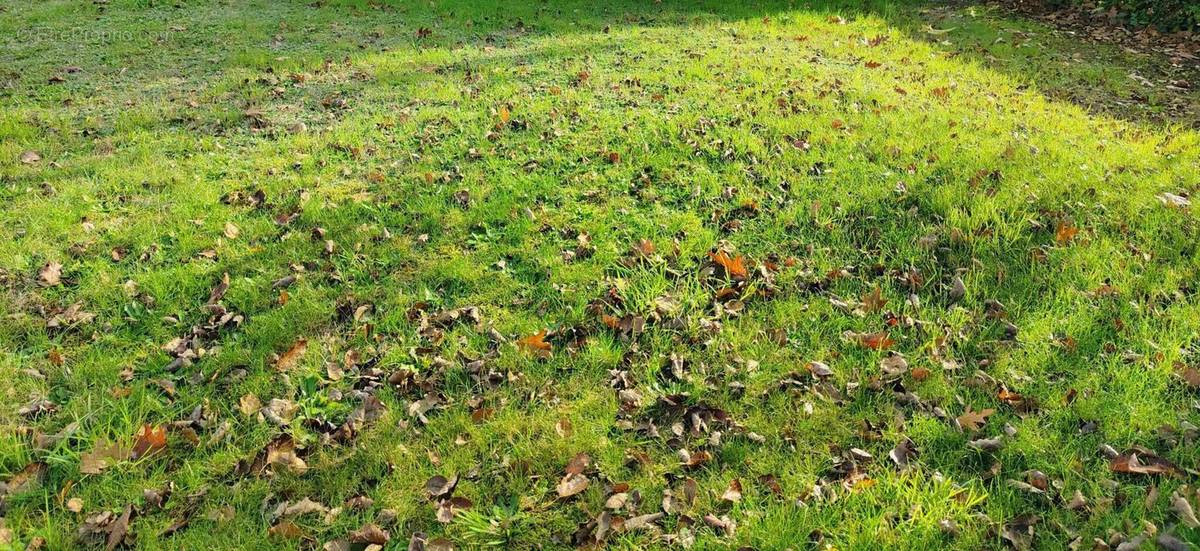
(708, 251), (748, 280)
(274, 338), (308, 371)
(130, 424), (167, 460)
(997, 388), (1024, 405)
(1055, 222), (1079, 244)
(847, 330), (894, 350)
(632, 239), (656, 257)
(517, 330), (553, 353)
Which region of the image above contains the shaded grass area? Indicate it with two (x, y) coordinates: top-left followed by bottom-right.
(1, 0), (1199, 549)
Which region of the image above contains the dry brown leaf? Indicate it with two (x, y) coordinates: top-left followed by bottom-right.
(349, 523), (389, 545)
(38, 262), (62, 287)
(1110, 448), (1180, 476)
(106, 504), (133, 551)
(425, 474), (458, 499)
(1172, 491), (1200, 528)
(956, 407), (995, 432)
(566, 452), (591, 474)
(861, 286), (887, 312)
(557, 473), (589, 498)
(721, 479), (743, 503)
(269, 520), (305, 540)
(274, 338), (309, 371)
(4, 462), (46, 494)
(80, 441), (129, 475)
(239, 394), (262, 416)
(266, 436), (308, 474)
(632, 239), (656, 257)
(207, 272), (230, 305)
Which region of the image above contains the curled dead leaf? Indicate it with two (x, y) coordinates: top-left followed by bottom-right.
(1110, 448), (1180, 476)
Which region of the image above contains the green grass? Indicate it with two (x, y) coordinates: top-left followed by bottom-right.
(2, 0), (1200, 549)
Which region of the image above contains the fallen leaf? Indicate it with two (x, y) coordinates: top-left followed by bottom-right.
(265, 436), (308, 474)
(269, 520), (305, 540)
(1176, 364), (1200, 389)
(1157, 193), (1190, 209)
(565, 452), (591, 474)
(622, 512), (665, 532)
(106, 504), (133, 551)
(1157, 533), (1188, 551)
(956, 407), (994, 432)
(845, 330), (895, 350)
(425, 474), (458, 499)
(20, 150), (42, 164)
(224, 221), (240, 239)
(557, 473), (589, 498)
(80, 442), (129, 475)
(1000, 514), (1038, 550)
(757, 474), (783, 496)
(861, 286), (887, 312)
(806, 361), (834, 378)
(889, 438), (918, 470)
(1171, 491), (1200, 528)
(632, 239), (656, 257)
(708, 251), (749, 280)
(948, 275), (966, 303)
(1110, 448), (1180, 476)
(880, 354), (909, 377)
(239, 394), (262, 416)
(1055, 222), (1079, 244)
(130, 424), (167, 460)
(283, 498), (329, 518)
(349, 523), (389, 545)
(517, 330), (552, 357)
(721, 479), (743, 503)
(38, 262), (62, 287)
(4, 462), (47, 494)
(274, 338), (309, 371)
(207, 272), (230, 305)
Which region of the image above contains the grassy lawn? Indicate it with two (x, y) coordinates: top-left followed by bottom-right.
(2, 0), (1200, 548)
